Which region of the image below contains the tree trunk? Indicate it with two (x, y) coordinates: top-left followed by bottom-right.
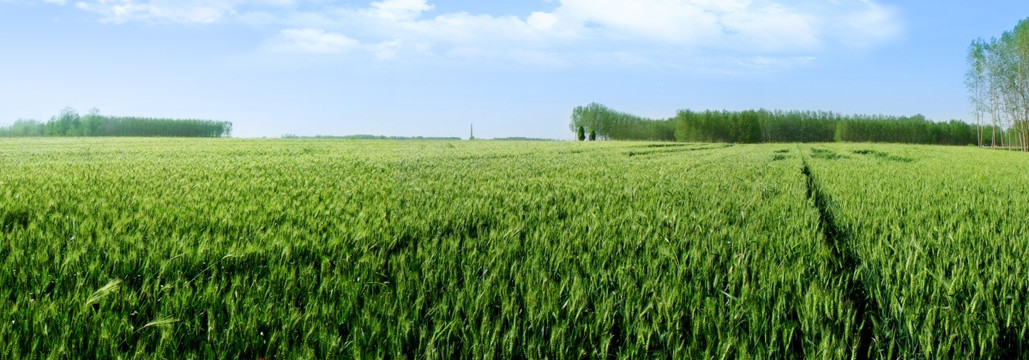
(993, 124), (998, 148)
(977, 119), (983, 148)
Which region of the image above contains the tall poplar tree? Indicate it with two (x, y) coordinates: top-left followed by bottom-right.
(968, 18), (1029, 151)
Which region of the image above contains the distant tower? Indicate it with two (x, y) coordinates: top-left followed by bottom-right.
(470, 123), (475, 140)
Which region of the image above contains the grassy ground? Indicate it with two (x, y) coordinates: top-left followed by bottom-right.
(0, 138), (1024, 358)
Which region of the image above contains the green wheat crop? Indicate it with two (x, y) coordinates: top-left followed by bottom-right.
(0, 138), (1024, 358)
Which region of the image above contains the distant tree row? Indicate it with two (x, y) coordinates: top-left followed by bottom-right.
(491, 137), (559, 141)
(967, 18), (1029, 151)
(569, 103), (675, 141)
(570, 103), (980, 145)
(0, 108), (232, 138)
(282, 134), (462, 140)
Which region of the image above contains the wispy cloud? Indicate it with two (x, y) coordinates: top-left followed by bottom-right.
(267, 28), (359, 54)
(71, 0), (241, 23)
(51, 0), (903, 68)
(368, 0), (433, 22)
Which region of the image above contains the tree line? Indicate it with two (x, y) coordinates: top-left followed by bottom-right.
(282, 134), (462, 140)
(570, 103), (979, 145)
(0, 108), (232, 138)
(570, 103), (675, 141)
(967, 18), (1029, 151)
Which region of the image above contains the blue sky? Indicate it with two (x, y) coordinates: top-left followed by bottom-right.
(1, 0), (1027, 139)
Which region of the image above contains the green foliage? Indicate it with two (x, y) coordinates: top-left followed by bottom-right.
(676, 109), (979, 144)
(675, 109), (768, 143)
(570, 103), (675, 141)
(0, 139), (1024, 358)
(834, 115), (978, 145)
(0, 108), (231, 138)
(967, 17), (1029, 150)
(569, 103), (979, 145)
(0, 119), (46, 137)
(577, 125), (586, 141)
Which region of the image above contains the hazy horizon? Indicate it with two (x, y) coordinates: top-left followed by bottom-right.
(2, 0), (1027, 139)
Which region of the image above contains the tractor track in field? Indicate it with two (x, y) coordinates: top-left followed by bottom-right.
(800, 153), (878, 360)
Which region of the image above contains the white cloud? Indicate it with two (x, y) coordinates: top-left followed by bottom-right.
(268, 28), (358, 54)
(47, 0), (903, 67)
(66, 0), (303, 23)
(526, 12), (557, 31)
(554, 0), (723, 44)
(548, 0), (899, 52)
(368, 0), (432, 21)
(369, 39), (402, 59)
(447, 47), (568, 67)
(733, 56), (817, 69)
(830, 1), (902, 48)
(334, 0), (899, 62)
(0, 0), (69, 3)
(72, 0), (241, 23)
